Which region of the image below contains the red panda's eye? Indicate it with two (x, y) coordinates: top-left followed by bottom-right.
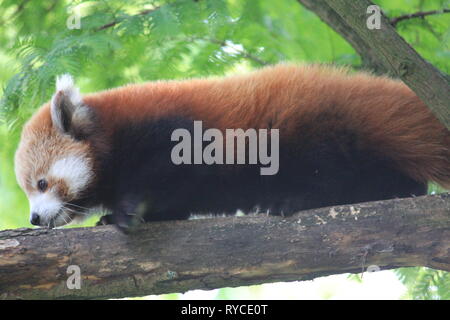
(37, 179), (48, 192)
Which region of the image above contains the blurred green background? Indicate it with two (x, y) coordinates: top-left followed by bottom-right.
(0, 0), (449, 299)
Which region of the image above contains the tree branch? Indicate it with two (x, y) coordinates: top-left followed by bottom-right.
(96, 7), (160, 31)
(390, 9), (450, 27)
(297, 0), (389, 74)
(321, 0), (450, 130)
(1, 193), (449, 299)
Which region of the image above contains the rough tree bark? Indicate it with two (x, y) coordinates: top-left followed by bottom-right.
(1, 193), (449, 299)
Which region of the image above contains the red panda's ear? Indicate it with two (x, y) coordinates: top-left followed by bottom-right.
(51, 74), (96, 140)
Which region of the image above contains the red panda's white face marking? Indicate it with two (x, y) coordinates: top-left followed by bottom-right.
(49, 156), (93, 195)
(16, 134), (95, 227)
(15, 74), (97, 228)
(26, 155), (93, 227)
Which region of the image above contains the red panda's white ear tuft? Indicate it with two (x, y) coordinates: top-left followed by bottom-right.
(55, 74), (82, 106)
(51, 74), (96, 139)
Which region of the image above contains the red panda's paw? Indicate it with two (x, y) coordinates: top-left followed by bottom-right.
(110, 195), (146, 233)
(113, 210), (143, 234)
(96, 214), (114, 226)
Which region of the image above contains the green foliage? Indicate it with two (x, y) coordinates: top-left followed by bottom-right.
(395, 268), (450, 299)
(0, 0), (448, 299)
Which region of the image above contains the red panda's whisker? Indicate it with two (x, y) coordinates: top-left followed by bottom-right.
(62, 206), (89, 215)
(65, 203), (90, 210)
(61, 213), (70, 225)
(61, 206), (76, 214)
(66, 212), (74, 224)
(62, 203), (89, 213)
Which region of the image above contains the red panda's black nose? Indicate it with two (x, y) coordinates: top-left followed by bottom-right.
(30, 213), (40, 226)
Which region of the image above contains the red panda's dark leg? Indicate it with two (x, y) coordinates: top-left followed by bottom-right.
(111, 194), (147, 232)
(96, 214), (114, 226)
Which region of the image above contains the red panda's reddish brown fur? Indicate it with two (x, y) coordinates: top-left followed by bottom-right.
(79, 64), (449, 189)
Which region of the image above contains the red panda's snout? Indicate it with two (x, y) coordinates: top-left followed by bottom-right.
(15, 75), (98, 228)
(23, 154), (94, 228)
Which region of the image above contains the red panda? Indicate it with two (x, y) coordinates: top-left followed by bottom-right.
(14, 64), (450, 230)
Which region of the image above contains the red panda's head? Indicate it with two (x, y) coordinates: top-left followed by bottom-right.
(15, 75), (98, 228)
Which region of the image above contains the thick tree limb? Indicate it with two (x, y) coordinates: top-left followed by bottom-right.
(322, 0), (450, 129)
(0, 193), (449, 299)
(297, 0), (389, 74)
